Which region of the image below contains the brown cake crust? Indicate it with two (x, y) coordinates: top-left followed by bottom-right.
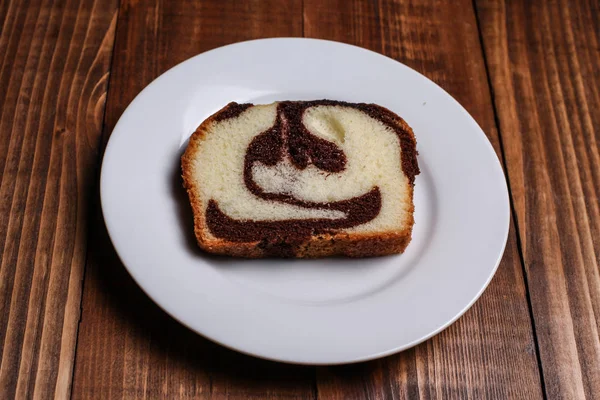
(181, 101), (418, 258)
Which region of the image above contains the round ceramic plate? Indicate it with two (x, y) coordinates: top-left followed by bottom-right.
(101, 38), (509, 364)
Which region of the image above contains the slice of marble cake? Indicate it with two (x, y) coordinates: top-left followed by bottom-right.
(181, 100), (419, 258)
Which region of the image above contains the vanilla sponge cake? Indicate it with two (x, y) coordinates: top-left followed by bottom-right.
(181, 100), (419, 257)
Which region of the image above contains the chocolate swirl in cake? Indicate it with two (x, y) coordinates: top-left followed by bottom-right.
(244, 102), (348, 206)
(205, 101), (419, 251)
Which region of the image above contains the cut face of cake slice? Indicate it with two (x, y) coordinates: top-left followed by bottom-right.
(181, 100), (419, 258)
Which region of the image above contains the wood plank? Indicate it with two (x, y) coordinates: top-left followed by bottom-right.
(0, 0), (118, 398)
(304, 0), (545, 398)
(476, 0), (600, 398)
(71, 1), (316, 399)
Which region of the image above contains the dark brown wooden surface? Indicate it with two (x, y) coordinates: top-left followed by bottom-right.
(0, 0), (118, 398)
(0, 0), (598, 398)
(476, 0), (600, 398)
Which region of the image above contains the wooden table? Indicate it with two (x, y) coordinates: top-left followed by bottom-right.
(1, 0), (598, 398)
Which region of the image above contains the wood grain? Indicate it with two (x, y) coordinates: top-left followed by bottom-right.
(0, 0), (118, 398)
(304, 0), (544, 398)
(71, 1), (316, 399)
(476, 0), (600, 398)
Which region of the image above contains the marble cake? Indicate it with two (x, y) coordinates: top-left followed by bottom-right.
(181, 100), (419, 257)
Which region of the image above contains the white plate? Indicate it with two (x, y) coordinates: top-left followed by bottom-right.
(101, 38), (509, 364)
